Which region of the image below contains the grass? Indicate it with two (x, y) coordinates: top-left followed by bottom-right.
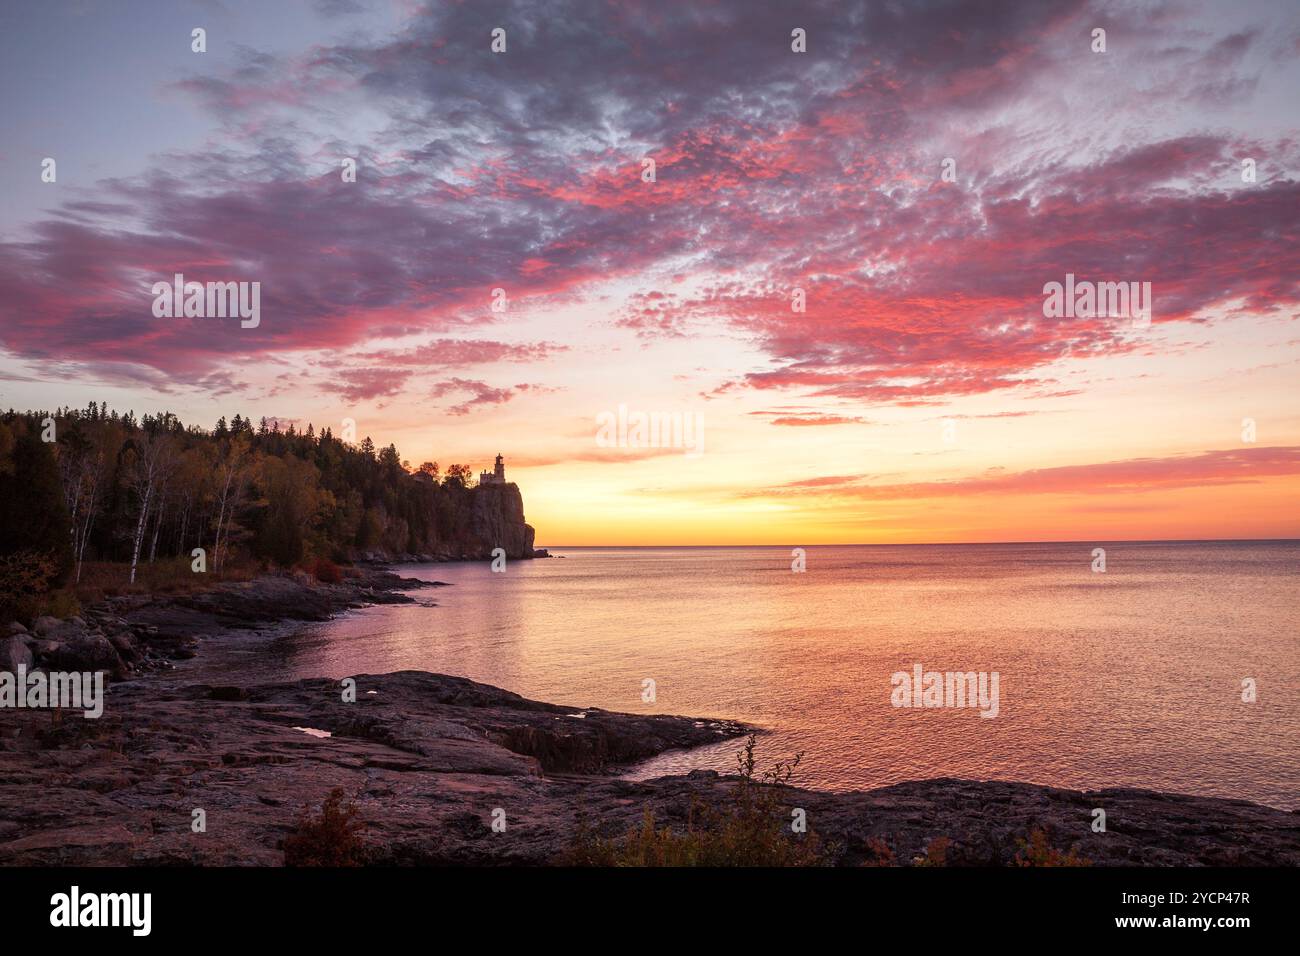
(7, 553), (355, 625)
(73, 557), (260, 604)
(1, 552), (264, 624)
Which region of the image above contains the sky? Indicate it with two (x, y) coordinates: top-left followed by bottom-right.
(1, 0), (1298, 545)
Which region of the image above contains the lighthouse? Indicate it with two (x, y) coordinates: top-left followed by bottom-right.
(479, 454), (506, 485)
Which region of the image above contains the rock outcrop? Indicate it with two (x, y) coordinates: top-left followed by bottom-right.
(113, 568), (443, 643)
(355, 482), (538, 563)
(2, 569), (442, 680)
(466, 482), (535, 560)
(1, 671), (1294, 867)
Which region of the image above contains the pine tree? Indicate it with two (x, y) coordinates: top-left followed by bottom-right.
(0, 425), (73, 580)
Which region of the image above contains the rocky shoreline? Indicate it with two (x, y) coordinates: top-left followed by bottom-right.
(1, 573), (1297, 867)
(1, 672), (1297, 866)
(1, 567), (443, 680)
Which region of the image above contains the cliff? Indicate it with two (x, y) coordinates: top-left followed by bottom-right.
(466, 482), (536, 560)
(360, 481), (538, 563)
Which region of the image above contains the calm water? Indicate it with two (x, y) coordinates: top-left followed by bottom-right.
(188, 543), (1300, 809)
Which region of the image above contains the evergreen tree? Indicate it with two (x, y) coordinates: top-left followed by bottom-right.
(0, 424), (74, 580)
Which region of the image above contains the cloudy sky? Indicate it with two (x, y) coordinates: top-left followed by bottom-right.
(1, 0), (1297, 544)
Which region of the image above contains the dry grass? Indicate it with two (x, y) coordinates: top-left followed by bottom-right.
(73, 557), (260, 604)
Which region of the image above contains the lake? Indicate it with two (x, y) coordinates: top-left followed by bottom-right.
(186, 542), (1300, 809)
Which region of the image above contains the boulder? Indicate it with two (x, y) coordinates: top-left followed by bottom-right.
(46, 632), (127, 678)
(107, 631), (139, 662)
(32, 616), (62, 636)
(0, 635), (33, 673)
(30, 640), (63, 659)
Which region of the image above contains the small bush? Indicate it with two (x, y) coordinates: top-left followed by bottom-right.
(0, 549), (60, 622)
(915, 836), (951, 867)
(860, 837), (897, 866)
(309, 557), (343, 584)
(282, 788), (368, 866)
(1014, 827), (1091, 867)
(37, 589), (81, 621)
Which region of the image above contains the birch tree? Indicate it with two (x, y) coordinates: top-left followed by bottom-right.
(126, 432), (175, 584)
(56, 424), (112, 583)
(212, 434), (252, 572)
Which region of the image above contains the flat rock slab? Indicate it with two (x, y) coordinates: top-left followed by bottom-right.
(0, 671), (1294, 866)
(111, 569), (440, 643)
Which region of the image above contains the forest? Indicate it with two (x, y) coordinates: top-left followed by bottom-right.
(0, 404), (486, 618)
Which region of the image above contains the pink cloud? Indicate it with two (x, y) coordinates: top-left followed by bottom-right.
(745, 447), (1300, 500)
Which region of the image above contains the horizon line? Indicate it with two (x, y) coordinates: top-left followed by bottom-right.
(535, 537), (1300, 548)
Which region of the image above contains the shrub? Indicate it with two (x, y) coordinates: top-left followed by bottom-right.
(860, 836), (897, 866)
(0, 549), (61, 622)
(282, 788), (367, 866)
(37, 589), (81, 621)
(1014, 827), (1091, 867)
(916, 836), (952, 867)
(309, 557), (343, 584)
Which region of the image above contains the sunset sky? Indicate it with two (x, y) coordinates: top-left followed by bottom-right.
(1, 0), (1297, 545)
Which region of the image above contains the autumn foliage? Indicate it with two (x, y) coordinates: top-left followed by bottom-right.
(309, 557), (343, 584)
(0, 404), (483, 614)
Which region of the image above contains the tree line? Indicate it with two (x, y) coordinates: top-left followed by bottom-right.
(0, 404), (484, 599)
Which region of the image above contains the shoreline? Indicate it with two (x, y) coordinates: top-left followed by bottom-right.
(2, 570), (1297, 866)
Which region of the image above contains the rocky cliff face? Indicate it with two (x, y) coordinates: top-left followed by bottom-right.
(465, 482), (535, 560)
(359, 481), (538, 563)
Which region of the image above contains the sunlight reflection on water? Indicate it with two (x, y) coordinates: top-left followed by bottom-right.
(186, 542), (1300, 808)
